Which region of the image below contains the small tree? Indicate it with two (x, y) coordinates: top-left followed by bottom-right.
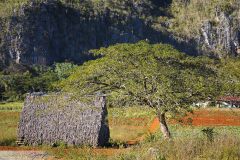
(54, 62), (77, 80)
(61, 41), (219, 138)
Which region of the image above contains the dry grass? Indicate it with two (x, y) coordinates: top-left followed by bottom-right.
(0, 102), (23, 111)
(0, 112), (20, 146)
(110, 125), (146, 143)
(108, 106), (155, 143)
(38, 125), (240, 160)
(115, 129), (240, 160)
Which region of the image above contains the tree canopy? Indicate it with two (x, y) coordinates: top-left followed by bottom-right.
(218, 59), (240, 96)
(61, 41), (220, 138)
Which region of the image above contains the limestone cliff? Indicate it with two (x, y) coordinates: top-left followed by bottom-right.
(199, 12), (240, 57)
(0, 0), (152, 67)
(0, 0), (240, 70)
(170, 0), (240, 58)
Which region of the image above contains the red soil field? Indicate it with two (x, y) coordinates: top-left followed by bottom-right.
(171, 108), (240, 126)
(148, 109), (240, 135)
(128, 108), (240, 145)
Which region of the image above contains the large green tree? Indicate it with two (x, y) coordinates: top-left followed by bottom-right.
(218, 59), (240, 96)
(61, 41), (220, 138)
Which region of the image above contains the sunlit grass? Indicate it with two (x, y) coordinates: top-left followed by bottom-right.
(0, 102), (23, 111)
(0, 0), (29, 18)
(0, 112), (20, 146)
(119, 136), (240, 160)
(108, 106), (155, 143)
(108, 106), (155, 119)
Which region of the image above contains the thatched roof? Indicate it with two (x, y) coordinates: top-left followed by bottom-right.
(18, 92), (109, 147)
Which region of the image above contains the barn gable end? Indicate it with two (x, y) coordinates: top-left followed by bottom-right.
(18, 93), (110, 147)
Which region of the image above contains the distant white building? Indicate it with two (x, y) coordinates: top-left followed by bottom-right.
(194, 101), (211, 108)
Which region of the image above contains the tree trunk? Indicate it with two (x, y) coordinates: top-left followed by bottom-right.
(158, 112), (171, 139)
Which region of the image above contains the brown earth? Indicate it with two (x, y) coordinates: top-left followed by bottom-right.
(171, 108), (240, 126)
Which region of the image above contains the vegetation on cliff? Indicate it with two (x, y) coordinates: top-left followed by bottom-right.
(0, 0), (156, 18)
(170, 0), (240, 39)
(0, 0), (239, 38)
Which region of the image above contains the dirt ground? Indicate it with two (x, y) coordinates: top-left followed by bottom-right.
(0, 151), (52, 160)
(171, 108), (240, 126)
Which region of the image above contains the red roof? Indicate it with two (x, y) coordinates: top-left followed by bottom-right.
(217, 96), (240, 102)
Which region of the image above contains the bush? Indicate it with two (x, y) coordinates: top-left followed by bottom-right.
(111, 128), (240, 160)
(0, 63), (77, 102)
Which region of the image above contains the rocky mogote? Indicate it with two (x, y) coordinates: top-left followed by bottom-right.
(18, 92), (110, 147)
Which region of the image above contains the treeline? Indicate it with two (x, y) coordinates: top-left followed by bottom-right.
(0, 63), (77, 102)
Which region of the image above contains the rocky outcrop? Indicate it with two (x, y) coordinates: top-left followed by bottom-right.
(199, 12), (240, 57)
(1, 0), (149, 67)
(18, 92), (109, 147)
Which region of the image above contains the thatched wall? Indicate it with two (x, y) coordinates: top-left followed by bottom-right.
(18, 92), (109, 147)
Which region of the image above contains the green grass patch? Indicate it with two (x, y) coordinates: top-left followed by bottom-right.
(0, 112), (20, 146)
(0, 102), (23, 111)
(108, 106), (155, 118)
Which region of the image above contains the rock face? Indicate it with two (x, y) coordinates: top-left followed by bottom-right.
(199, 12), (240, 57)
(1, 0), (149, 66)
(18, 92), (109, 147)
